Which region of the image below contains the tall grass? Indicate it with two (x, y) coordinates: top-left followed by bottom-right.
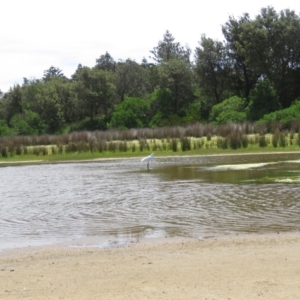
(0, 122), (299, 158)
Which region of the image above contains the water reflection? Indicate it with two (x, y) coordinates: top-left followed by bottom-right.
(1, 152), (300, 250)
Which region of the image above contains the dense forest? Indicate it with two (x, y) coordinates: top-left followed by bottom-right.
(1, 6), (300, 137)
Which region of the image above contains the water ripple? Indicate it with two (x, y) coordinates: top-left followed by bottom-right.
(1, 153), (300, 250)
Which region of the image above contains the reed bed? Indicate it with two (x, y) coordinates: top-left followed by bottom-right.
(0, 122), (299, 158)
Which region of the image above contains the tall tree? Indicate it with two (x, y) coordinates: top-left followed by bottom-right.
(239, 7), (300, 108)
(150, 30), (191, 63)
(75, 67), (116, 121)
(95, 52), (116, 72)
(222, 13), (261, 98)
(1, 85), (23, 125)
(195, 36), (231, 105)
(43, 66), (66, 82)
(22, 79), (66, 133)
(115, 59), (149, 102)
(71, 64), (83, 82)
(158, 58), (195, 116)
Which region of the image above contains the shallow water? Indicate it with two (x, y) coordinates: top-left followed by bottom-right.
(1, 152), (300, 250)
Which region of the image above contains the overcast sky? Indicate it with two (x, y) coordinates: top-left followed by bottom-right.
(1, 0), (300, 92)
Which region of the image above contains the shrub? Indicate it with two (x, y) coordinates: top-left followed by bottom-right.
(259, 100), (300, 127)
(109, 97), (150, 129)
(247, 79), (280, 121)
(210, 96), (247, 124)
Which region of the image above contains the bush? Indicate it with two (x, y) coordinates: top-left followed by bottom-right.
(259, 100), (300, 127)
(10, 110), (47, 135)
(109, 97), (150, 129)
(247, 79), (280, 121)
(210, 96), (247, 124)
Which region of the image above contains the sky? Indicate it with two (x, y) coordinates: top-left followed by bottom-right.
(1, 0), (300, 93)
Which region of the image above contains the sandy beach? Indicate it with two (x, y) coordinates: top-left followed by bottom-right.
(1, 233), (300, 300)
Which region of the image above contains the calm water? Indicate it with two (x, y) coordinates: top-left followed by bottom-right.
(1, 152), (300, 250)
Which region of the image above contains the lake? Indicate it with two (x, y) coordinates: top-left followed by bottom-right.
(1, 152), (300, 250)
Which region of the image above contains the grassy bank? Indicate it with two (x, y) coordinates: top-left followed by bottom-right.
(1, 130), (300, 165)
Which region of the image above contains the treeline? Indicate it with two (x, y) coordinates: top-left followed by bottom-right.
(1, 6), (300, 136)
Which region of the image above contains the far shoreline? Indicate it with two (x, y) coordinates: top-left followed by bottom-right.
(1, 149), (300, 167)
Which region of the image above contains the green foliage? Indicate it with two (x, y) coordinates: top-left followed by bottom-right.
(43, 66), (66, 82)
(70, 116), (107, 131)
(247, 79), (281, 120)
(95, 52), (116, 72)
(158, 59), (195, 116)
(182, 102), (202, 123)
(75, 67), (116, 122)
(115, 59), (149, 101)
(222, 13), (260, 98)
(10, 110), (47, 135)
(210, 96), (247, 124)
(238, 7), (300, 108)
(2, 15), (300, 136)
(0, 123), (14, 136)
(259, 100), (300, 125)
(108, 97), (150, 129)
(195, 36), (231, 104)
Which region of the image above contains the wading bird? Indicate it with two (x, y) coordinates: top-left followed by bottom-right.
(141, 153), (154, 171)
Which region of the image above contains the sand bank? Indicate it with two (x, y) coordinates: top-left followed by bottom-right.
(1, 233), (300, 299)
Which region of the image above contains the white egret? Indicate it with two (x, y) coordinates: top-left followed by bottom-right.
(141, 153), (154, 171)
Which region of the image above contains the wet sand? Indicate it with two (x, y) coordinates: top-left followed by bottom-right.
(1, 233), (300, 300)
